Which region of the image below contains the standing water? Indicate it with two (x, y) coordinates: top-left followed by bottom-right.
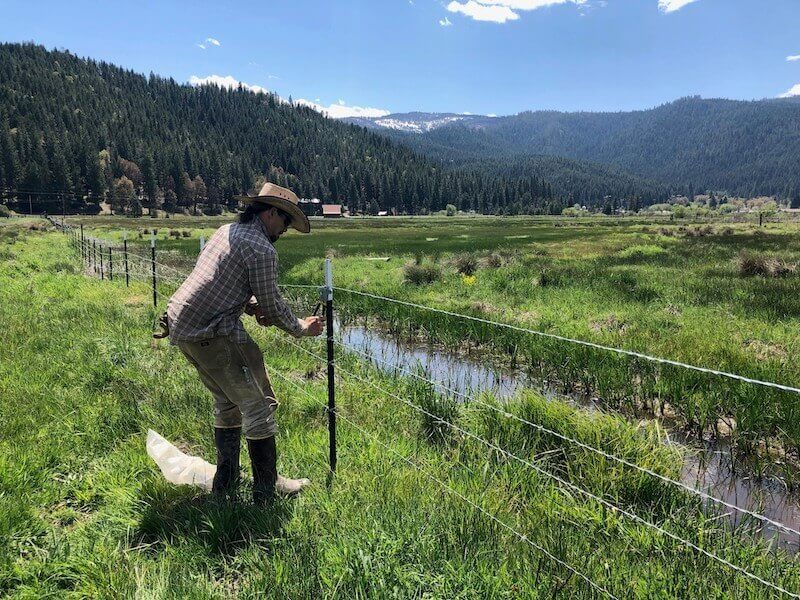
(339, 322), (800, 553)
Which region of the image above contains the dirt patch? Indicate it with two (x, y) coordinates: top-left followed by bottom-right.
(123, 295), (148, 306)
(744, 339), (788, 361)
(590, 315), (627, 334)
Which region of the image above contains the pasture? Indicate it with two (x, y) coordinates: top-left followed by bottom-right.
(3, 217), (800, 598)
(71, 214), (800, 469)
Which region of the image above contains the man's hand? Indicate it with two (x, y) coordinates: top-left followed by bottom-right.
(300, 316), (325, 337)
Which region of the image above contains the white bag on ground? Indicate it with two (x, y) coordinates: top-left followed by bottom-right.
(146, 429), (216, 492)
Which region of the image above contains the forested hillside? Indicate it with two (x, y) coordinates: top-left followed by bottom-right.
(354, 97), (800, 199)
(0, 43), (565, 215)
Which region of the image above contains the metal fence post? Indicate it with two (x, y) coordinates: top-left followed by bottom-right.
(92, 240), (97, 274)
(199, 235), (205, 253)
(80, 224), (84, 264)
(99, 245), (104, 280)
(325, 258), (337, 473)
(108, 246), (113, 281)
(151, 233), (157, 308)
(123, 235), (129, 287)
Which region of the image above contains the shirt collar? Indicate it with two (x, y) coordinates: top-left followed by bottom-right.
(254, 215), (272, 242)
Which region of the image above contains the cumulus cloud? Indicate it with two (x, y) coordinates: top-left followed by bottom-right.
(188, 74), (270, 95)
(196, 43), (207, 50)
(779, 83), (800, 98)
(446, 0), (587, 24)
(439, 16), (453, 26)
(205, 37), (221, 46)
(658, 0), (699, 13)
(787, 55), (800, 62)
(296, 98), (391, 119)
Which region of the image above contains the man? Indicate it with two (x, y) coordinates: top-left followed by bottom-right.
(166, 182), (323, 504)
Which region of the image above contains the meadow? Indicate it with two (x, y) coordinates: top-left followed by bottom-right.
(3, 217), (800, 597)
(70, 213), (800, 475)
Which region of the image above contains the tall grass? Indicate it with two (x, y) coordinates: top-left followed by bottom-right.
(3, 222), (800, 597)
(74, 215), (800, 477)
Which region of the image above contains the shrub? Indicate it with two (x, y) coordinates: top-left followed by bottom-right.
(737, 252), (797, 278)
(0, 204), (11, 218)
(403, 261), (442, 285)
(181, 231), (191, 238)
(445, 204), (457, 217)
(450, 252), (478, 275)
(617, 245), (667, 259)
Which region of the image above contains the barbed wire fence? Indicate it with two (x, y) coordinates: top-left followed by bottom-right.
(43, 215), (800, 598)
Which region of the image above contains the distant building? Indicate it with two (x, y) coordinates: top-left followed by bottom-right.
(377, 210), (389, 217)
(322, 204), (343, 218)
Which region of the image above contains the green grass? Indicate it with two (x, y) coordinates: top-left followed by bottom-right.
(2, 220), (800, 597)
(71, 214), (800, 471)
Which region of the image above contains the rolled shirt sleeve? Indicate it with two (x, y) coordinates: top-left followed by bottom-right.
(243, 246), (304, 337)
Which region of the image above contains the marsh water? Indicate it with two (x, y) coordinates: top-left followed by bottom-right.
(338, 321), (800, 553)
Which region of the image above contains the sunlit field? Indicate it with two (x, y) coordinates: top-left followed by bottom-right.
(70, 213), (800, 471)
(3, 217), (800, 598)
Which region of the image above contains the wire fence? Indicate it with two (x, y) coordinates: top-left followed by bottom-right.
(45, 216), (800, 597)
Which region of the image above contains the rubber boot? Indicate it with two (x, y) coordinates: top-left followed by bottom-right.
(212, 427), (241, 496)
(247, 436), (277, 505)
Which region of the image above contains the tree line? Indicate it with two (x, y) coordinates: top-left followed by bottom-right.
(0, 43), (567, 216)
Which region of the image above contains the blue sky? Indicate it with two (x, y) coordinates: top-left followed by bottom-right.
(2, 0), (799, 117)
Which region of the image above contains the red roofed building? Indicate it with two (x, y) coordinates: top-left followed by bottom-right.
(322, 204), (343, 218)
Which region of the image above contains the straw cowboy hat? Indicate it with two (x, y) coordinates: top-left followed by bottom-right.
(235, 182), (311, 234)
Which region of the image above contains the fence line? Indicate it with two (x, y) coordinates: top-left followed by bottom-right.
(270, 333), (800, 597)
(334, 287), (800, 395)
(263, 362), (619, 600)
(49, 219), (800, 596)
(329, 358), (800, 599)
(338, 341), (800, 539)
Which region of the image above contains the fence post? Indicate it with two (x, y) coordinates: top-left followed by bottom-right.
(123, 234), (129, 288)
(108, 246), (113, 281)
(199, 235), (205, 253)
(151, 233), (157, 308)
(92, 240), (97, 275)
(80, 224), (84, 265)
(325, 258), (337, 473)
(99, 245), (104, 280)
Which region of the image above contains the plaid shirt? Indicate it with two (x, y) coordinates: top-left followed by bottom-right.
(167, 219), (303, 344)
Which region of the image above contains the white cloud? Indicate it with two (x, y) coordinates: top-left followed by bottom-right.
(779, 83), (800, 98)
(205, 37), (221, 46)
(787, 55), (800, 62)
(188, 75), (389, 119)
(296, 98), (391, 119)
(447, 1), (519, 22)
(439, 16), (453, 26)
(196, 43), (206, 50)
(658, 0), (699, 13)
(188, 74), (270, 95)
(446, 0), (587, 23)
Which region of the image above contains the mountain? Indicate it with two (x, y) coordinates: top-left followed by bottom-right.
(0, 43), (561, 215)
(347, 97), (800, 199)
(346, 112), (496, 134)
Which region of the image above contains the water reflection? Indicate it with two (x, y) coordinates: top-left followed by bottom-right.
(340, 322), (800, 553)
